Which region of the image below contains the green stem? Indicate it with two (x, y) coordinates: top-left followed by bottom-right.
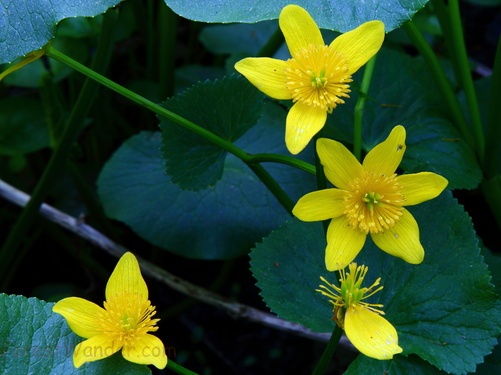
(448, 0), (485, 158)
(311, 325), (343, 375)
(248, 153), (315, 175)
(46, 47), (249, 162)
(248, 163), (295, 214)
(403, 21), (475, 149)
(158, 2), (177, 99)
(167, 359), (200, 375)
(484, 34), (501, 179)
(0, 9), (118, 286)
(353, 55), (377, 161)
(257, 26), (285, 57)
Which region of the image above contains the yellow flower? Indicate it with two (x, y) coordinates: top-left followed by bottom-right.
(52, 252), (167, 369)
(317, 263), (403, 360)
(293, 125), (448, 271)
(234, 5), (384, 154)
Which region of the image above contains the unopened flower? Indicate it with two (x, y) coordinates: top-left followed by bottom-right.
(234, 5), (384, 154)
(293, 125), (448, 271)
(317, 263), (402, 360)
(53, 252), (167, 369)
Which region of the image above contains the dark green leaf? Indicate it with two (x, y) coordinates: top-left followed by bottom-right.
(159, 75), (264, 191)
(98, 102), (316, 259)
(324, 48), (482, 190)
(0, 98), (49, 155)
(0, 294), (150, 374)
(165, 0), (428, 33)
(0, 0), (122, 64)
(345, 354), (446, 375)
(250, 192), (501, 374)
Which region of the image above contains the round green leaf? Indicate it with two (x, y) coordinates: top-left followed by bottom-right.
(0, 294), (150, 374)
(165, 0), (428, 33)
(98, 102), (316, 259)
(250, 192), (501, 374)
(0, 0), (122, 64)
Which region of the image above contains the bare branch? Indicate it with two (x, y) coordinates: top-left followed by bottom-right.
(0, 179), (335, 343)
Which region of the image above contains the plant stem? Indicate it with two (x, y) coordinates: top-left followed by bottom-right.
(257, 26), (285, 57)
(158, 2), (177, 99)
(248, 153), (315, 175)
(403, 21), (475, 149)
(447, 0), (485, 159)
(311, 325), (343, 375)
(353, 54), (377, 161)
(483, 35), (501, 179)
(0, 9), (117, 287)
(167, 359), (200, 375)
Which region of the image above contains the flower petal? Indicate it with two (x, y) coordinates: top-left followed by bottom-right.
(370, 208), (424, 264)
(52, 297), (105, 338)
(234, 58), (292, 100)
(317, 138), (364, 189)
(279, 5), (324, 59)
(122, 334), (168, 369)
(286, 102), (327, 154)
(398, 172), (448, 206)
(73, 334), (122, 368)
(106, 252), (148, 301)
(363, 125), (406, 176)
(293, 189), (346, 221)
(330, 20), (385, 75)
(325, 216), (367, 271)
(345, 305), (403, 360)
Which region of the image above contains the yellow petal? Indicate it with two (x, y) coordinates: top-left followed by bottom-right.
(363, 125), (406, 176)
(325, 216), (367, 271)
(73, 334), (122, 368)
(398, 172), (448, 206)
(293, 189), (346, 221)
(370, 208), (424, 264)
(279, 5), (324, 59)
(106, 252), (148, 301)
(286, 102), (327, 154)
(52, 297), (105, 338)
(234, 58), (292, 99)
(122, 334), (168, 369)
(345, 305), (403, 360)
(317, 138), (364, 189)
(330, 20), (385, 75)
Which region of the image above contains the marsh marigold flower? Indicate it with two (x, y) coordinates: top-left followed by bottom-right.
(234, 4), (384, 154)
(317, 263), (403, 360)
(293, 125), (448, 271)
(53, 252), (167, 369)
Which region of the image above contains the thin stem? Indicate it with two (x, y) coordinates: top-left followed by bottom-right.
(403, 21), (475, 149)
(257, 26), (285, 57)
(158, 2), (177, 99)
(248, 163), (295, 214)
(311, 325), (343, 375)
(46, 46), (250, 162)
(167, 359), (200, 375)
(448, 0), (485, 158)
(248, 153), (316, 175)
(484, 34), (501, 179)
(0, 9), (118, 285)
(353, 55), (377, 161)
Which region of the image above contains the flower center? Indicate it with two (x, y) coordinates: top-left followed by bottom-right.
(102, 294), (160, 345)
(317, 263), (385, 328)
(284, 44), (352, 112)
(343, 171), (404, 234)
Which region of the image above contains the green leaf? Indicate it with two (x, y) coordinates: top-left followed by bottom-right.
(0, 0), (122, 64)
(345, 354), (446, 375)
(159, 75), (264, 191)
(250, 192), (501, 374)
(98, 102), (316, 259)
(0, 294), (150, 374)
(0, 98), (50, 155)
(323, 48), (482, 190)
(165, 0), (427, 33)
